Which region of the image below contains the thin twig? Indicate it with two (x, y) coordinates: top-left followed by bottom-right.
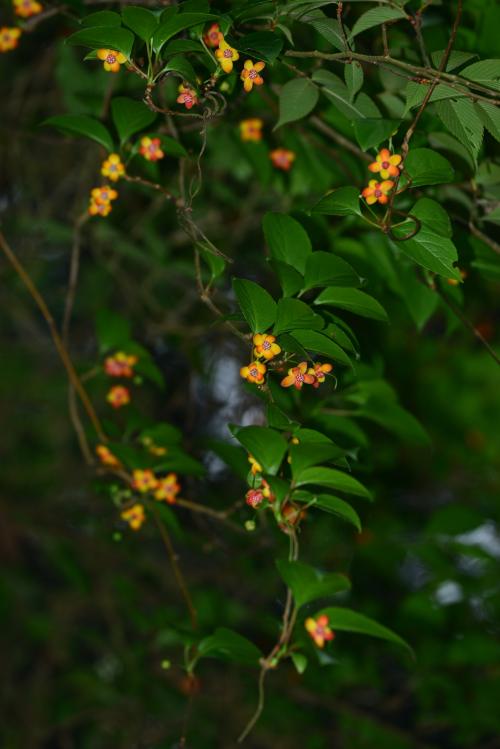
(437, 288), (500, 367)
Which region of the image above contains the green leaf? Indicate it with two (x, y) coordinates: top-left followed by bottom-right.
(403, 148), (454, 187)
(276, 559), (351, 609)
(159, 54), (198, 86)
(476, 101), (500, 142)
(304, 252), (361, 290)
(42, 114), (114, 152)
(294, 466), (372, 498)
(273, 298), (324, 336)
(410, 198), (452, 238)
(302, 12), (346, 52)
(353, 118), (399, 150)
(111, 97), (157, 145)
(162, 38), (204, 56)
(122, 6), (158, 42)
(289, 330), (352, 367)
(152, 12), (217, 52)
(275, 78), (319, 129)
(236, 31), (283, 64)
(230, 425), (288, 475)
(359, 399), (429, 445)
(461, 59), (500, 92)
(344, 61), (363, 101)
(197, 628), (262, 666)
(391, 225), (460, 280)
(436, 99), (483, 160)
(81, 10), (122, 27)
(263, 213), (312, 274)
(95, 309), (131, 350)
(312, 187), (361, 217)
(269, 260), (304, 297)
(289, 442), (345, 480)
(198, 242), (226, 282)
(66, 26), (135, 58)
(351, 6), (407, 37)
(291, 652), (308, 674)
(313, 70), (367, 119)
(317, 607), (413, 655)
(232, 278), (277, 333)
(314, 287), (388, 322)
(157, 134), (188, 157)
(293, 491), (362, 531)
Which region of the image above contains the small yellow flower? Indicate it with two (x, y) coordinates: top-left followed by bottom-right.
(215, 38), (240, 74)
(101, 153), (125, 182)
(240, 59), (265, 92)
(13, 0), (42, 18)
(253, 333), (281, 361)
(96, 444), (121, 468)
(97, 48), (127, 73)
(270, 148), (296, 171)
(240, 361), (266, 384)
(88, 199), (112, 217)
(104, 352), (138, 378)
(139, 136), (164, 161)
(0, 27), (21, 53)
(307, 362), (333, 388)
(248, 454), (262, 475)
(305, 615), (335, 648)
(368, 148), (402, 180)
(154, 473), (180, 504)
(361, 179), (394, 206)
(106, 385), (130, 408)
(121, 503), (146, 531)
(239, 118), (263, 142)
(281, 362), (316, 390)
(91, 185), (118, 204)
(132, 469), (158, 493)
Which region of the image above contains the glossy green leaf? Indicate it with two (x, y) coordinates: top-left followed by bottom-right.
(276, 559), (351, 608)
(273, 298), (324, 336)
(269, 260), (304, 297)
(351, 6), (407, 37)
(289, 330), (352, 367)
(230, 425), (288, 475)
(232, 278), (277, 333)
(293, 490), (362, 531)
(152, 12), (217, 52)
(403, 147), (454, 187)
(42, 114), (114, 152)
(317, 607), (413, 655)
(111, 97), (156, 144)
(159, 54), (198, 86)
(263, 213), (312, 274)
(81, 10), (121, 27)
(236, 31), (283, 64)
(304, 252), (361, 290)
(312, 187), (361, 217)
(294, 466), (372, 498)
(410, 198), (452, 238)
(275, 78), (319, 129)
(66, 26), (135, 58)
(122, 6), (158, 42)
(391, 225), (461, 280)
(197, 627), (262, 666)
(353, 118), (399, 150)
(436, 98), (483, 160)
(314, 287), (388, 322)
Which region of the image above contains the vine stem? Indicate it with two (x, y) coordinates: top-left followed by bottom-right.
(436, 288), (500, 368)
(0, 230), (107, 442)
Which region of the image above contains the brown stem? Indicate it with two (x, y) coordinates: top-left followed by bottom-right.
(437, 288), (500, 367)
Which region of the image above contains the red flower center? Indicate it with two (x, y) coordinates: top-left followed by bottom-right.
(249, 69), (258, 79)
(250, 367), (259, 377)
(106, 54), (117, 64)
(381, 161), (390, 169)
(296, 373), (304, 382)
(223, 49), (232, 58)
(374, 189), (382, 197)
(262, 340), (271, 350)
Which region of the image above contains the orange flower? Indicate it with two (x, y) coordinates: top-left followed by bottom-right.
(101, 153), (125, 182)
(240, 360), (266, 384)
(96, 444), (121, 468)
(361, 179), (394, 205)
(132, 469), (158, 493)
(106, 385), (130, 408)
(139, 136), (164, 162)
(97, 48), (127, 73)
(215, 39), (240, 74)
(368, 148), (402, 180)
(121, 503), (145, 530)
(177, 84), (199, 110)
(14, 0), (42, 18)
(280, 362), (316, 390)
(308, 362), (333, 388)
(305, 614), (335, 648)
(239, 118), (263, 142)
(246, 488), (264, 509)
(91, 185), (118, 204)
(253, 333), (281, 361)
(447, 269), (467, 286)
(203, 22), (222, 48)
(104, 352), (138, 378)
(248, 454), (262, 475)
(154, 473), (180, 504)
(261, 479), (275, 502)
(88, 199), (112, 217)
(240, 59), (265, 92)
(270, 148), (296, 171)
(0, 27), (21, 52)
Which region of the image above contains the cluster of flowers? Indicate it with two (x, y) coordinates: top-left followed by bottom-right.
(361, 148), (402, 205)
(121, 470), (181, 530)
(239, 119), (296, 172)
(240, 334), (333, 390)
(245, 454), (276, 509)
(0, 0), (42, 54)
(204, 22), (265, 93)
(104, 351), (138, 409)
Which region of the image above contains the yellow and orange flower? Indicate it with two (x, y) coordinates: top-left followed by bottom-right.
(96, 444), (121, 468)
(14, 0), (42, 18)
(270, 148), (296, 171)
(132, 469), (158, 493)
(308, 362), (333, 388)
(88, 199), (112, 217)
(91, 185), (118, 204)
(261, 479), (275, 502)
(368, 148), (402, 180)
(248, 454), (262, 475)
(104, 351), (138, 378)
(121, 503), (145, 530)
(245, 488), (264, 509)
(177, 84), (199, 110)
(240, 360), (266, 384)
(305, 614), (335, 648)
(240, 59), (265, 92)
(101, 153), (125, 182)
(106, 385), (130, 408)
(203, 22), (222, 48)
(253, 333), (281, 361)
(239, 118), (263, 142)
(139, 136), (164, 162)
(215, 39), (240, 74)
(281, 362), (316, 390)
(97, 48), (127, 73)
(154, 473), (180, 504)
(361, 179), (394, 205)
(0, 27), (21, 53)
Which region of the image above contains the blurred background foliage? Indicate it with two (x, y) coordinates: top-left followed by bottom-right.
(1, 0), (500, 747)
